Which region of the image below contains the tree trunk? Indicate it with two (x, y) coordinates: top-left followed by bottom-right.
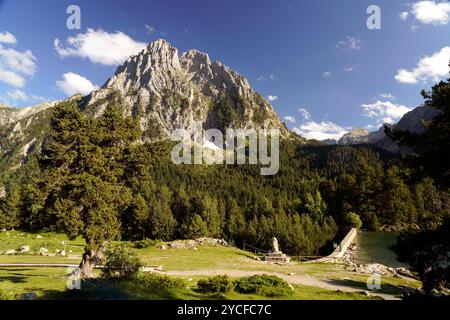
(78, 243), (106, 279)
(79, 249), (95, 279)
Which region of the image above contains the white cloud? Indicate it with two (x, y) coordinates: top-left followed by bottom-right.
(298, 108), (311, 120)
(30, 95), (47, 102)
(293, 121), (348, 141)
(361, 100), (412, 124)
(284, 116), (296, 123)
(145, 25), (155, 34)
(257, 74), (274, 81)
(395, 46), (450, 84)
(379, 93), (396, 100)
(0, 36), (36, 88)
(267, 95), (278, 102)
(56, 72), (99, 96)
(412, 1), (450, 25)
(0, 68), (25, 87)
(336, 36), (361, 50)
(399, 11), (410, 20)
(343, 65), (355, 72)
(323, 71), (332, 77)
(54, 28), (147, 66)
(0, 45), (36, 76)
(0, 31), (17, 44)
(7, 89), (27, 101)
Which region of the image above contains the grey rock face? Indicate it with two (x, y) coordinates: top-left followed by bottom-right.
(83, 39), (288, 140)
(338, 128), (370, 145)
(0, 40), (292, 172)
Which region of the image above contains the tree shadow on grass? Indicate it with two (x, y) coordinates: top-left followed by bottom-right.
(38, 279), (192, 300)
(0, 268), (45, 284)
(0, 275), (28, 284)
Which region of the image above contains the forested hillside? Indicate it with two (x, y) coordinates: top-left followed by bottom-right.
(1, 101), (448, 258)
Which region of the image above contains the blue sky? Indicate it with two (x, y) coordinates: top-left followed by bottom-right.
(0, 0), (449, 140)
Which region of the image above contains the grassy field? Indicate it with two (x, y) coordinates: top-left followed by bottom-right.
(0, 230), (421, 300)
(0, 267), (378, 300)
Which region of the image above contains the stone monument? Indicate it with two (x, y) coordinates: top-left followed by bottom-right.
(272, 237), (280, 253)
(264, 237), (290, 263)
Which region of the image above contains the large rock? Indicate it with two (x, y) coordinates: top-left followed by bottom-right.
(19, 245), (30, 253)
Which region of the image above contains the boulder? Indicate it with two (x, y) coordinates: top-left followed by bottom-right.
(3, 249), (16, 255)
(39, 247), (49, 256)
(395, 267), (415, 278)
(19, 245), (30, 253)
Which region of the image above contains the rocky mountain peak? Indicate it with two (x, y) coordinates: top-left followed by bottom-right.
(338, 128), (369, 145)
(85, 39), (288, 140)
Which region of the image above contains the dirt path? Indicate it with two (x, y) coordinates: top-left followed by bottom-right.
(0, 263), (399, 300)
(144, 268), (400, 300)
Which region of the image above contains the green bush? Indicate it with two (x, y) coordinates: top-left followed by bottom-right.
(234, 274), (292, 297)
(132, 239), (160, 249)
(197, 275), (234, 293)
(343, 212), (363, 229)
(101, 246), (142, 280)
(133, 272), (186, 291)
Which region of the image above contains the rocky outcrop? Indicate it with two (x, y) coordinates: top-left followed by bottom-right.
(0, 101), (57, 171)
(164, 237), (229, 249)
(0, 39), (294, 174)
(82, 39), (289, 140)
(338, 128), (370, 145)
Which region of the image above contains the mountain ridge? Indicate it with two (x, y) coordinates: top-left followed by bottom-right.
(0, 39), (293, 173)
(81, 39), (289, 140)
(332, 104), (440, 153)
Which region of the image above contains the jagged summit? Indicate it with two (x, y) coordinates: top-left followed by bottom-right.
(338, 128), (370, 145)
(0, 40), (292, 171)
(84, 39), (287, 140)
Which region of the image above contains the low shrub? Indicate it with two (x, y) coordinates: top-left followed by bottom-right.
(234, 274), (292, 297)
(197, 275), (233, 293)
(101, 246), (142, 280)
(132, 239), (161, 249)
(133, 272), (186, 291)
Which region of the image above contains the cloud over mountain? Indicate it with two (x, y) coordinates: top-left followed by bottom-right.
(54, 28), (147, 66)
(56, 72), (99, 96)
(395, 46), (450, 84)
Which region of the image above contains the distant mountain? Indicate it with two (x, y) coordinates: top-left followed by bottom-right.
(334, 105), (440, 153)
(0, 39), (295, 173)
(338, 128), (370, 145)
(0, 101), (58, 172)
(80, 39), (290, 141)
